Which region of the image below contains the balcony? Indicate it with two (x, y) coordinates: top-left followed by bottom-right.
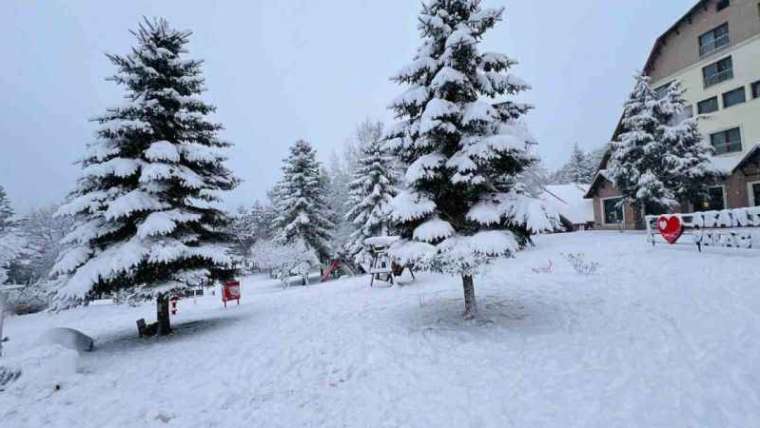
(699, 33), (730, 58)
(704, 68), (734, 88)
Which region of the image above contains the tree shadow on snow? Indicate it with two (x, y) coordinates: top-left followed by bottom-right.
(401, 292), (568, 337)
(89, 314), (246, 356)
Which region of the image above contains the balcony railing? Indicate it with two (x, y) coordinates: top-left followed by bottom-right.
(704, 68), (733, 88)
(699, 33), (730, 57)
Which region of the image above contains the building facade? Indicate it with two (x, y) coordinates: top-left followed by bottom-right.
(587, 0), (760, 229)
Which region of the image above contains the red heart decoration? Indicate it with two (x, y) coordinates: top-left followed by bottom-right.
(657, 215), (683, 245)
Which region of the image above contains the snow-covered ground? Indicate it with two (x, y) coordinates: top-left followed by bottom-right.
(2, 232), (760, 427)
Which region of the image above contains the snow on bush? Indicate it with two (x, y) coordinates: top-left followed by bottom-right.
(1, 344), (80, 394)
(251, 239), (319, 281)
(562, 253), (599, 275)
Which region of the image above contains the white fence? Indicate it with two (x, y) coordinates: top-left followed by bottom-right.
(645, 207), (760, 251)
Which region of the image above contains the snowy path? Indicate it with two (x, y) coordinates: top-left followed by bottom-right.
(2, 232), (760, 427)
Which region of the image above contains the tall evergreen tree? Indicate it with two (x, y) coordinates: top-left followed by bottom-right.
(386, 0), (557, 318)
(272, 140), (334, 261)
(659, 81), (719, 203)
(344, 129), (398, 262)
(52, 19), (238, 334)
(608, 75), (716, 226)
(608, 74), (673, 222)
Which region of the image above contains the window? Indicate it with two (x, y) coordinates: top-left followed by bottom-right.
(699, 23), (730, 57)
(676, 105), (694, 122)
(749, 182), (760, 206)
(710, 127), (742, 155)
(703, 56), (733, 87)
(695, 186), (726, 212)
(722, 87), (746, 108)
(697, 96), (719, 114)
(603, 197), (624, 225)
(654, 82), (672, 99)
(717, 0), (730, 11)
(752, 81), (760, 99)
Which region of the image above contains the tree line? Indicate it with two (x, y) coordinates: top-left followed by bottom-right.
(2, 1), (715, 328)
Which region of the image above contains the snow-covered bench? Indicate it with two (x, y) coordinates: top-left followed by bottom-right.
(364, 236), (415, 286)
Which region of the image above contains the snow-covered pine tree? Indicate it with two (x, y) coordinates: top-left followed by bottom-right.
(0, 188), (24, 284)
(250, 200), (276, 242)
(608, 75), (716, 226)
(609, 75), (674, 224)
(52, 18), (238, 334)
(0, 185), (14, 233)
(552, 143), (596, 185)
(658, 80), (719, 204)
(325, 150), (353, 252)
(386, 0), (557, 318)
(227, 206), (259, 271)
(344, 126), (398, 263)
(520, 159), (552, 198)
(272, 140), (334, 262)
(5, 205), (73, 286)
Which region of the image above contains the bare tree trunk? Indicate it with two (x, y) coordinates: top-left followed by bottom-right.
(157, 293), (171, 336)
(462, 275), (477, 320)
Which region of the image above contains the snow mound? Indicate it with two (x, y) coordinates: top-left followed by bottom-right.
(38, 327), (94, 352)
(3, 344), (80, 393)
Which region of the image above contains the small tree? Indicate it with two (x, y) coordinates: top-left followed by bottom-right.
(0, 233), (25, 285)
(6, 205), (74, 286)
(272, 140), (334, 262)
(344, 125), (398, 263)
(52, 19), (238, 335)
(226, 206), (259, 272)
(386, 0), (557, 318)
(249, 200), (276, 242)
(0, 186), (14, 233)
(0, 186), (24, 285)
(324, 151), (353, 252)
(552, 143), (596, 185)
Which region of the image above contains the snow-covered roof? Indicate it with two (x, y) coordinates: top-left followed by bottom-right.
(711, 143), (760, 174)
(584, 170), (612, 199)
(540, 184), (594, 225)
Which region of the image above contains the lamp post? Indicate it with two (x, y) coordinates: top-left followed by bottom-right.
(0, 284), (23, 357)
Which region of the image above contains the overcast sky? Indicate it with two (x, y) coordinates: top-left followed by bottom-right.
(0, 0), (696, 212)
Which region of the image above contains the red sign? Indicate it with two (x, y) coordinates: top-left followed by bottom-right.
(222, 280), (241, 307)
(657, 215), (684, 245)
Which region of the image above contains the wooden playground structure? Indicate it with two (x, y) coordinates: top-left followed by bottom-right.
(364, 236), (415, 287)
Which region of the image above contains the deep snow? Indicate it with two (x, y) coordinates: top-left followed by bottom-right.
(2, 232), (760, 427)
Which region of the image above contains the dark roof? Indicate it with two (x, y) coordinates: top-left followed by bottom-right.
(643, 0), (712, 76)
